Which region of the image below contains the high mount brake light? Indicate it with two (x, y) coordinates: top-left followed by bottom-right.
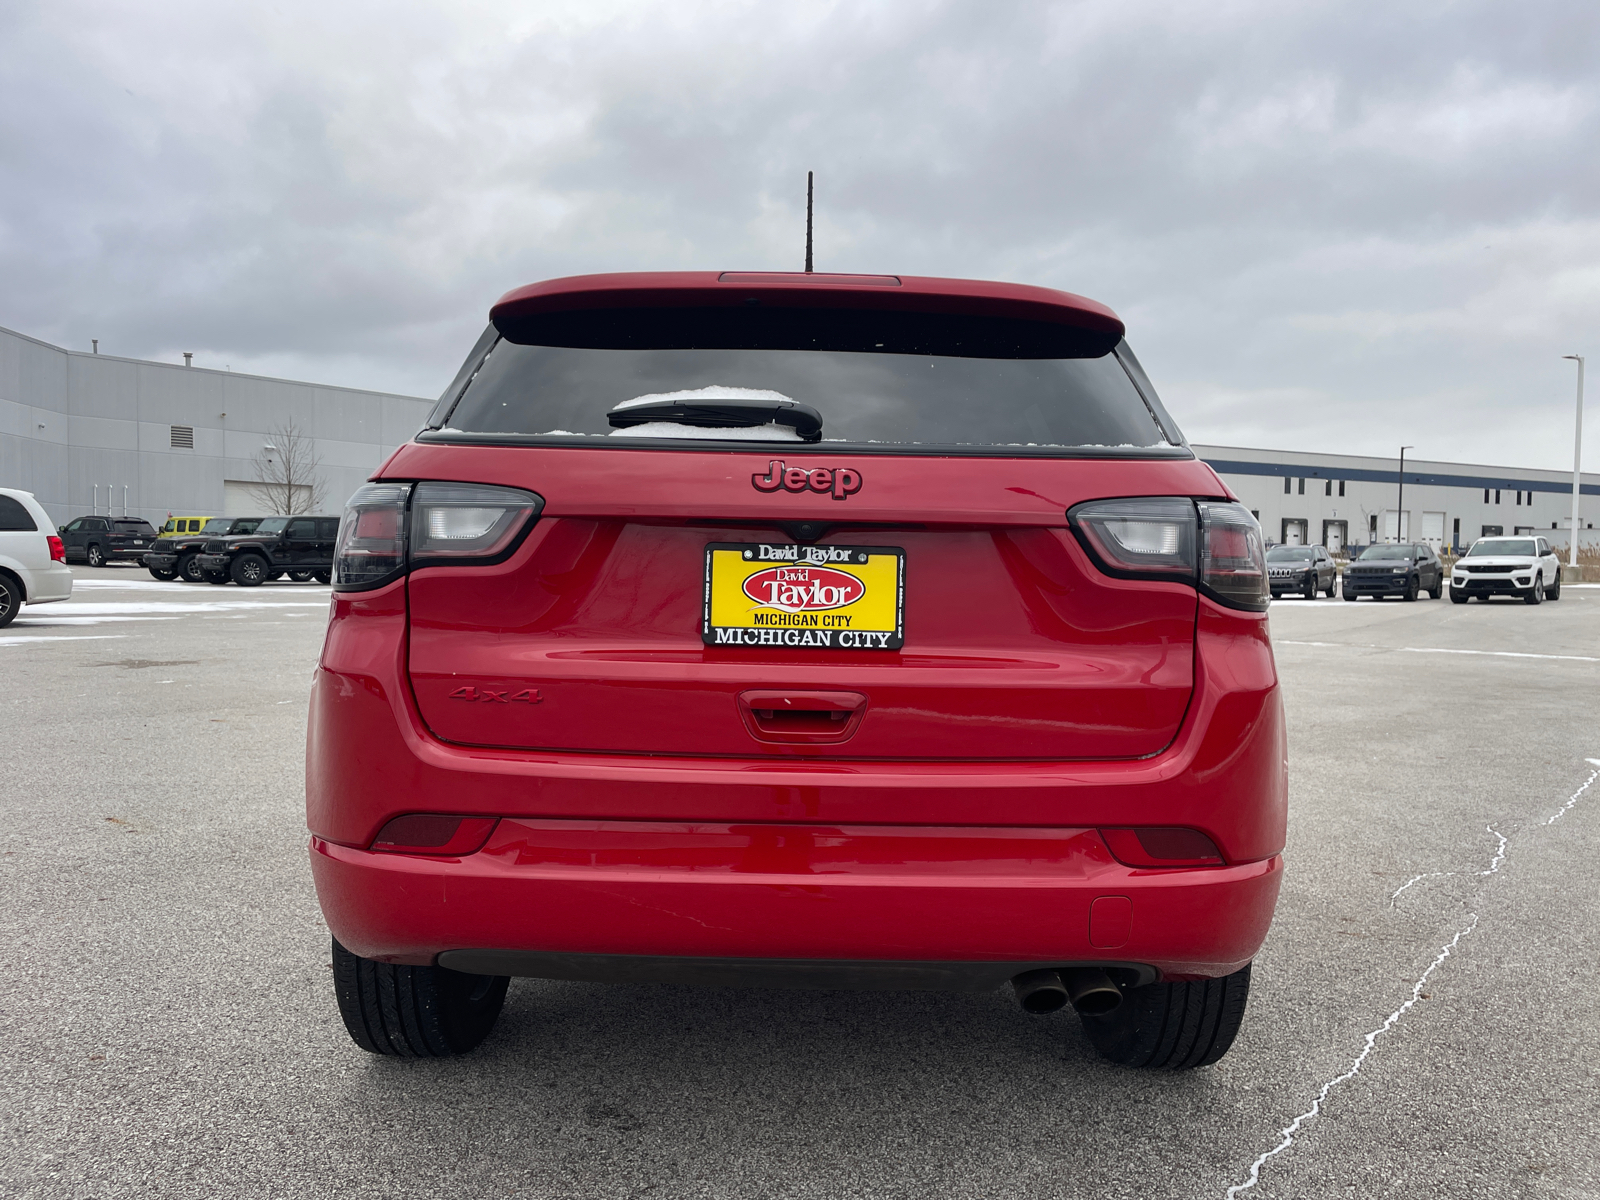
(1197, 501), (1269, 611)
(332, 481), (545, 591)
(1068, 497), (1197, 579)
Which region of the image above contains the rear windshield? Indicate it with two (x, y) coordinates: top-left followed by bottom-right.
(115, 519), (155, 533)
(1467, 539), (1536, 557)
(435, 323), (1183, 454)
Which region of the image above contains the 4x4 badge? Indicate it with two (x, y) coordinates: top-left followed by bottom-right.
(752, 460), (862, 501)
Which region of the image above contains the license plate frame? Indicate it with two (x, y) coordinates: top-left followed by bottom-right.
(702, 542), (904, 650)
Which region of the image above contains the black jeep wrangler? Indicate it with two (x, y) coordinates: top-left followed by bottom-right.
(194, 515), (340, 587)
(143, 517), (264, 582)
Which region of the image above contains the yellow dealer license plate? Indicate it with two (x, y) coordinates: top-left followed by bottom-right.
(703, 543), (904, 650)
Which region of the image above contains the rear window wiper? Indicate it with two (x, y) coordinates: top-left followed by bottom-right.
(608, 394), (822, 442)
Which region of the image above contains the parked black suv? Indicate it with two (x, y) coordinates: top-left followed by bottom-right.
(58, 516), (159, 567)
(1267, 544), (1337, 599)
(195, 515), (340, 586)
(1342, 543), (1444, 601)
(144, 517), (265, 581)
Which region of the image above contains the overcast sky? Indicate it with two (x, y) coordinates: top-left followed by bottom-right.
(2, 0), (1597, 469)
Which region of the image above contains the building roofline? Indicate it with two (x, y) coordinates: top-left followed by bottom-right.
(0, 322), (429, 403)
(1193, 443), (1598, 497)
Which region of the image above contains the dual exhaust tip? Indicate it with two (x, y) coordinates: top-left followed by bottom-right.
(1012, 967), (1123, 1016)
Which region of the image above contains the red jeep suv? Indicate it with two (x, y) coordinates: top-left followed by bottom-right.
(308, 271), (1284, 1069)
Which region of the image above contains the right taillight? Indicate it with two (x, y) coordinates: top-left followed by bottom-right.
(332, 480), (544, 591)
(1069, 496), (1267, 612)
(1197, 501), (1268, 611)
(1068, 497), (1197, 580)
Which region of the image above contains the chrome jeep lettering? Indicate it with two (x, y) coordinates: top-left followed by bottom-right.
(751, 460), (863, 500)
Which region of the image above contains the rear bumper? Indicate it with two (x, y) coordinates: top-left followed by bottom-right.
(311, 826), (1282, 982)
(19, 562), (73, 604)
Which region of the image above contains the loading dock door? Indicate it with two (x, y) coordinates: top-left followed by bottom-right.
(1281, 519), (1307, 546)
(1421, 511), (1445, 551)
(1322, 520), (1347, 553)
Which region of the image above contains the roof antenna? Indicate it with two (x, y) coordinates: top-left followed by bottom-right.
(804, 170), (814, 273)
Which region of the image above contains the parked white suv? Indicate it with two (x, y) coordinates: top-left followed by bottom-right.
(1450, 535), (1563, 605)
(0, 487), (73, 628)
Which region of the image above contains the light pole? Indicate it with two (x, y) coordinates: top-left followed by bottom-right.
(1396, 446), (1414, 543)
(1563, 356), (1585, 570)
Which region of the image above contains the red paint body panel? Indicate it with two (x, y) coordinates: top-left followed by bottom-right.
(311, 827), (1279, 977)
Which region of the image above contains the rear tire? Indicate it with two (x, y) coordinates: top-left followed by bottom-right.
(1080, 963), (1251, 1069)
(86, 543), (106, 568)
(0, 571), (20, 629)
(230, 554), (269, 587)
(289, 570), (314, 582)
(1525, 573), (1543, 605)
(1548, 570), (1561, 601)
(331, 938), (508, 1057)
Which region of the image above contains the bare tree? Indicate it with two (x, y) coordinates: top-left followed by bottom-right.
(248, 422), (325, 515)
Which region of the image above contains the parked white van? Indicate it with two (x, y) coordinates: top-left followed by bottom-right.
(0, 488), (72, 628)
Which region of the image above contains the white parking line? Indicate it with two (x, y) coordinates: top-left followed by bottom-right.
(21, 601), (330, 619)
(0, 634), (130, 647)
(1276, 640), (1600, 664)
(70, 578), (331, 593)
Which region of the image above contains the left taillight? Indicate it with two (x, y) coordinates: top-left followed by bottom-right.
(47, 535), (65, 563)
(332, 480), (545, 592)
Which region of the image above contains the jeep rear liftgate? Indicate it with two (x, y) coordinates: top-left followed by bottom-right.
(399, 447), (1207, 760)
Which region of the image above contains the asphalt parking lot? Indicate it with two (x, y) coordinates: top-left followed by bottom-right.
(4, 567), (1598, 1199)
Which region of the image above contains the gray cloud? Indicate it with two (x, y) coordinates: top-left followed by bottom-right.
(2, 0), (1597, 468)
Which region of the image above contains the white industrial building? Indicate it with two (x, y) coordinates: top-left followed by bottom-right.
(2, 319), (1594, 555)
(0, 323), (432, 528)
(1195, 444), (1598, 555)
